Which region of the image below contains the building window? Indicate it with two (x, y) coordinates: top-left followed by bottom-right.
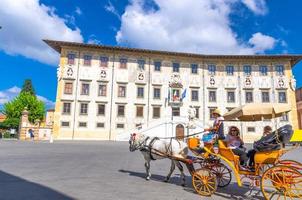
(194, 107), (199, 119)
(97, 104), (105, 115)
(100, 56), (108, 68)
(153, 107), (160, 118)
(81, 83), (90, 95)
(191, 90), (199, 101)
(276, 65), (284, 76)
(120, 58), (127, 69)
(61, 121), (70, 127)
(118, 85), (126, 97)
(136, 106), (144, 117)
(208, 64), (216, 75)
(209, 91), (216, 102)
(209, 107), (218, 120)
(98, 84), (107, 96)
(117, 105), (125, 116)
(245, 91), (253, 103)
(280, 113), (289, 121)
(80, 103), (88, 115)
(63, 103), (71, 114)
(96, 122), (105, 128)
(137, 87), (144, 98)
(79, 122), (87, 128)
(138, 59), (145, 70)
(227, 91), (235, 103)
(116, 123), (124, 129)
(278, 91), (287, 103)
(154, 61), (161, 71)
(226, 65), (234, 75)
(64, 82), (73, 94)
(191, 64), (198, 74)
(247, 127), (255, 132)
(83, 55), (92, 66)
(153, 88), (161, 99)
(173, 63), (180, 72)
(261, 91), (270, 102)
(67, 53), (75, 65)
(172, 107), (180, 116)
(259, 65), (268, 76)
(243, 65), (252, 76)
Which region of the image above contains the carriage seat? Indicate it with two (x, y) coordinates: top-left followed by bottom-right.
(218, 140), (240, 168)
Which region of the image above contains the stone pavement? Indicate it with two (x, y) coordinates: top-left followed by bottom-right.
(0, 140), (301, 200)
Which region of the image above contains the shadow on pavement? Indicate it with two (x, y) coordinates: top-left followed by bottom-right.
(0, 170), (73, 200)
(120, 169), (265, 200)
(118, 169), (186, 186)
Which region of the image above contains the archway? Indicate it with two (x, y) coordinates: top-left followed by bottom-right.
(175, 124), (184, 140)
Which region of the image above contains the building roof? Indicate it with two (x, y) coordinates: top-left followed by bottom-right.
(44, 39), (302, 67)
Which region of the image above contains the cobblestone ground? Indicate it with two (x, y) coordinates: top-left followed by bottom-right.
(0, 140), (301, 200)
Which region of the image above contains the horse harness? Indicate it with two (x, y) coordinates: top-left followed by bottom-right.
(139, 136), (159, 160)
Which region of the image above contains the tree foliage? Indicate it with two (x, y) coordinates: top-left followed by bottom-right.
(21, 79), (35, 96)
(1, 92), (45, 129)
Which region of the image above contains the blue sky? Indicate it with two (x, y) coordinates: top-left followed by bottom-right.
(0, 0), (302, 109)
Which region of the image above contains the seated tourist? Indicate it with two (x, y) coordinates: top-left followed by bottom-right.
(247, 126), (272, 168)
(225, 126), (248, 167)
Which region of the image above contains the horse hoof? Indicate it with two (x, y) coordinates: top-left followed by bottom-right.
(146, 177), (150, 181)
(181, 183), (186, 187)
(164, 179), (169, 183)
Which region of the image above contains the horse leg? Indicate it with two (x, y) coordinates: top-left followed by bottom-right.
(164, 159), (175, 182)
(175, 161), (186, 186)
(144, 160), (151, 180)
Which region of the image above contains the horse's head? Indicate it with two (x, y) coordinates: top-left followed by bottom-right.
(129, 133), (143, 152)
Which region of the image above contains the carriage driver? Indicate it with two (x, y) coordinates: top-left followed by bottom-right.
(204, 109), (225, 141)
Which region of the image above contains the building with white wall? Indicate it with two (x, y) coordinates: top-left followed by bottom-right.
(44, 40), (301, 142)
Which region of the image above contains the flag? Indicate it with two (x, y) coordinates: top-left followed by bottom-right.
(181, 89), (187, 101)
(173, 90), (178, 101)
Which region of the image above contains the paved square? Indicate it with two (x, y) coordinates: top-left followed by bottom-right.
(0, 140), (301, 200)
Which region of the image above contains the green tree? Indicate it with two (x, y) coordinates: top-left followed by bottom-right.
(21, 79), (35, 96)
(1, 92), (45, 129)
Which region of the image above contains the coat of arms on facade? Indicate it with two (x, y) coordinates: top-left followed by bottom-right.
(100, 70), (107, 78)
(290, 76), (296, 91)
(138, 72), (144, 81)
(169, 73), (183, 88)
(244, 76), (252, 87)
(278, 77), (285, 88)
(67, 68), (73, 77)
(209, 76), (215, 86)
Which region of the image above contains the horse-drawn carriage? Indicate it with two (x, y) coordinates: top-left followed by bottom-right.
(129, 104), (302, 200)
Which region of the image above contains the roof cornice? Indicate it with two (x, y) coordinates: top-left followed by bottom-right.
(43, 39), (302, 67)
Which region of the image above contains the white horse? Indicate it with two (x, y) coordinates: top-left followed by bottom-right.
(129, 133), (189, 186)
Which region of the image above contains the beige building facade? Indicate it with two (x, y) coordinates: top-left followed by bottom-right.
(45, 40), (302, 142)
(296, 87), (302, 129)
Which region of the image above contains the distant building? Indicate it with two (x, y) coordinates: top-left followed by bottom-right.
(44, 40), (302, 142)
(0, 114), (6, 123)
(296, 87), (302, 129)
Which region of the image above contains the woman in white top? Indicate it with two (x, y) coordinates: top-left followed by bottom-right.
(225, 126), (248, 167)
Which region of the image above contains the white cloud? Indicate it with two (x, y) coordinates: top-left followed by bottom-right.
(116, 0), (276, 55)
(0, 86), (55, 108)
(75, 7), (82, 15)
(87, 34), (102, 44)
(0, 0), (84, 65)
(241, 0), (267, 15)
(105, 1), (121, 19)
(248, 32), (276, 53)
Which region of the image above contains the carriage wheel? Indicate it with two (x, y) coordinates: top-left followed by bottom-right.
(261, 166), (302, 199)
(209, 163), (232, 187)
(278, 160), (302, 172)
(192, 168), (217, 196)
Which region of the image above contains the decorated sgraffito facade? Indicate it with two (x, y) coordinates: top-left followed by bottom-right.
(44, 40), (301, 142)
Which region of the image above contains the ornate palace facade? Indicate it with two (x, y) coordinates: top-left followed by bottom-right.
(45, 40), (301, 142)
